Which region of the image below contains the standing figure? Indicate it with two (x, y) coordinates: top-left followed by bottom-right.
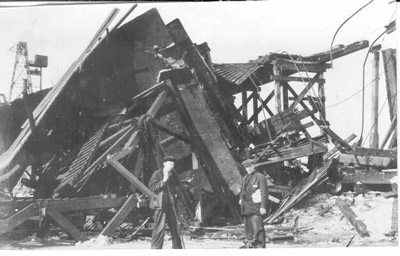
(239, 160), (269, 248)
(149, 156), (183, 249)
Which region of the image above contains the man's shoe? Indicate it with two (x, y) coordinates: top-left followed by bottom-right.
(252, 241), (266, 248)
(239, 241), (251, 249)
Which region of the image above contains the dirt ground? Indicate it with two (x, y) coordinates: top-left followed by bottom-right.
(0, 193), (398, 251)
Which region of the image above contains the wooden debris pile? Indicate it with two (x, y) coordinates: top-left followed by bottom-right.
(0, 3), (396, 243)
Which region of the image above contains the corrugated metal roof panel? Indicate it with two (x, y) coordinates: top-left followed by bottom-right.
(213, 55), (269, 86)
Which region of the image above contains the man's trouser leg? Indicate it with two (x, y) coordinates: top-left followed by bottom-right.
(250, 215), (265, 247)
(166, 203), (183, 249)
(244, 215), (254, 245)
(151, 209), (166, 249)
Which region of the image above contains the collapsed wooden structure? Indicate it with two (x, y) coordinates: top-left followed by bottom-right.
(0, 6), (397, 241)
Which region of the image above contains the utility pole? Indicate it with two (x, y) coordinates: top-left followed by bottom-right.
(369, 46), (380, 149)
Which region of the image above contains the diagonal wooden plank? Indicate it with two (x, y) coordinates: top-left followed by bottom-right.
(147, 90), (167, 118)
(108, 158), (154, 198)
(99, 195), (137, 237)
(47, 208), (87, 241)
(289, 73), (320, 110)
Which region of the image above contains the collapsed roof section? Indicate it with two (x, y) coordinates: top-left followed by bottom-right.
(213, 41), (369, 94)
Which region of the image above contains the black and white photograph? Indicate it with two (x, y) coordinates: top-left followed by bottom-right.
(0, 0), (398, 252)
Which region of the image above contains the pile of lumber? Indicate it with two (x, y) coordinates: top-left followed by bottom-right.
(266, 158), (337, 224)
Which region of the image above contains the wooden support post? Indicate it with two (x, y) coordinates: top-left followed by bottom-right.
(282, 81), (289, 111)
(238, 91), (256, 112)
(100, 195), (137, 237)
(46, 208), (88, 241)
(382, 49), (397, 148)
(241, 89), (248, 123)
(382, 49), (397, 121)
(253, 90), (259, 124)
(370, 50), (380, 149)
(248, 91), (274, 123)
(273, 65), (282, 113)
(318, 73), (326, 134)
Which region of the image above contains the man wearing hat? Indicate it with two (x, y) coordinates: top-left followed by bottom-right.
(149, 156), (183, 249)
(239, 159), (269, 248)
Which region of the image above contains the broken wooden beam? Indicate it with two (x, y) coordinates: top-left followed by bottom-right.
(0, 195), (126, 219)
(266, 158), (336, 224)
(335, 198), (370, 237)
(323, 134), (357, 160)
(308, 40), (369, 63)
(47, 208), (88, 241)
(269, 41), (369, 63)
(108, 158), (154, 198)
(270, 75), (325, 84)
(338, 154), (394, 168)
(273, 59), (331, 73)
(100, 194), (137, 237)
(351, 147), (397, 159)
(340, 170), (397, 184)
(254, 140), (327, 167)
(167, 79), (242, 223)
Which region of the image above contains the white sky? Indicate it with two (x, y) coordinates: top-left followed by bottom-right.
(0, 0), (397, 146)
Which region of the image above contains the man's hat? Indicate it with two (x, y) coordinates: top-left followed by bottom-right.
(163, 155), (177, 163)
(242, 159), (255, 167)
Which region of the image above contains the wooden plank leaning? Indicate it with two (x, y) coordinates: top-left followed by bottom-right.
(100, 194), (137, 237)
(108, 158), (154, 198)
(47, 208), (88, 242)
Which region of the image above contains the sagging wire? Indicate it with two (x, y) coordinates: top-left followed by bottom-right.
(329, 0), (375, 69)
(326, 64), (389, 108)
(357, 28), (388, 146)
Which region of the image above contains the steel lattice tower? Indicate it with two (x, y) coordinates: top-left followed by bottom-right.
(8, 42), (34, 102)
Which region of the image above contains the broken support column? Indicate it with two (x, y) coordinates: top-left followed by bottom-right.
(167, 79), (242, 222)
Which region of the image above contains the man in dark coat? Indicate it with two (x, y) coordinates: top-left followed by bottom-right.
(239, 160), (269, 248)
(149, 156), (183, 249)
